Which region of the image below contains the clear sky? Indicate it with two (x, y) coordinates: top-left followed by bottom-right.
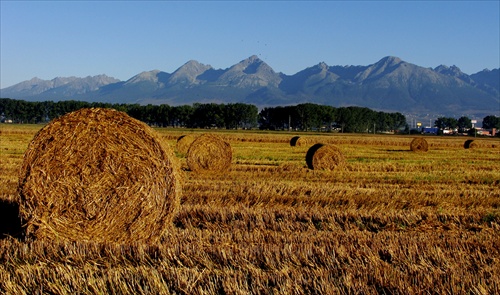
(1, 1), (499, 89)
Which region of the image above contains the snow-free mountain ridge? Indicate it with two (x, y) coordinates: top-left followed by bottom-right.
(1, 56), (499, 117)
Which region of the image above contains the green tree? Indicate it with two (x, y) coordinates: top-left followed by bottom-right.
(258, 106), (293, 130)
(482, 115), (500, 129)
(434, 117), (458, 130)
(192, 103), (225, 128)
(457, 116), (472, 133)
(156, 104), (171, 127)
(434, 117), (447, 129)
(171, 105), (194, 127)
(224, 103), (258, 129)
(296, 103), (323, 130)
(448, 118), (458, 130)
(336, 106), (375, 133)
(390, 112), (407, 131)
(320, 105), (336, 131)
(239, 103), (258, 129)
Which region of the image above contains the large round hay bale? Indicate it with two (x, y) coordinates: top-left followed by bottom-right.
(176, 134), (197, 155)
(186, 133), (232, 172)
(410, 137), (428, 152)
(305, 143), (346, 171)
(464, 139), (478, 149)
(18, 108), (181, 244)
(290, 136), (308, 147)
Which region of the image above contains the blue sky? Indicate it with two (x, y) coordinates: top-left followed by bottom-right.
(1, 1), (499, 88)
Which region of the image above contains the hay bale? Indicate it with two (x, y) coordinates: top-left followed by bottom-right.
(464, 139), (478, 149)
(290, 136), (308, 147)
(186, 133), (232, 172)
(410, 137), (428, 152)
(18, 108), (181, 244)
(305, 143), (346, 171)
(176, 134), (197, 155)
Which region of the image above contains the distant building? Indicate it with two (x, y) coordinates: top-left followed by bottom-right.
(477, 128), (497, 136)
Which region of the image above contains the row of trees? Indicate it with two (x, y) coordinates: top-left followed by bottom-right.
(0, 99), (258, 129)
(434, 115), (500, 132)
(260, 104), (407, 133)
(1, 98), (408, 133)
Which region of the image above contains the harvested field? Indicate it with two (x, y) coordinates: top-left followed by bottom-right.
(1, 124), (499, 294)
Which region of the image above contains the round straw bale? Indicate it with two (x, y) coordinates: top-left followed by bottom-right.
(464, 139), (478, 149)
(18, 108), (181, 244)
(176, 134), (197, 155)
(305, 143), (346, 171)
(410, 137), (428, 152)
(290, 136), (308, 147)
(186, 134), (232, 172)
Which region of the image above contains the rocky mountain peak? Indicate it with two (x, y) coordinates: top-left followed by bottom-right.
(434, 64), (476, 86)
(231, 55), (264, 71)
(28, 77), (44, 83)
(380, 56), (402, 65)
(434, 64), (464, 76)
(168, 60), (213, 85)
(216, 56), (280, 88)
(175, 60), (212, 74)
(354, 56), (404, 81)
(246, 55), (260, 63)
(317, 62), (329, 70)
(125, 70), (162, 84)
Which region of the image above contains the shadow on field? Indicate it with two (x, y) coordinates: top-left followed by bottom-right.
(0, 200), (24, 240)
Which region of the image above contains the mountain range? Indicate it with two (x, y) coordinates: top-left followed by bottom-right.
(1, 56), (499, 117)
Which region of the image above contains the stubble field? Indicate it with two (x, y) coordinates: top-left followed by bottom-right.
(0, 124), (499, 294)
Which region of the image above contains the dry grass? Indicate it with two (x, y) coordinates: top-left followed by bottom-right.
(1, 124), (499, 294)
(186, 133), (232, 173)
(290, 136), (308, 147)
(305, 143), (346, 171)
(175, 134), (197, 155)
(410, 137), (429, 152)
(16, 109), (181, 244)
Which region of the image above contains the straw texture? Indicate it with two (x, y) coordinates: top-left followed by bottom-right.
(410, 138), (429, 152)
(305, 143), (346, 171)
(176, 134), (197, 155)
(18, 108), (181, 244)
(290, 136), (308, 147)
(464, 139), (478, 149)
(186, 134), (232, 172)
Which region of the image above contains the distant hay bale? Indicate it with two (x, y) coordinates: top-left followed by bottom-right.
(290, 136), (308, 147)
(186, 133), (232, 172)
(176, 134), (197, 155)
(464, 139), (478, 149)
(305, 143), (346, 171)
(410, 138), (428, 152)
(18, 108), (181, 244)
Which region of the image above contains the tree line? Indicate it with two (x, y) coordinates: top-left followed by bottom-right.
(0, 99), (258, 129)
(434, 115), (500, 132)
(0, 98), (410, 133)
(260, 104), (407, 132)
